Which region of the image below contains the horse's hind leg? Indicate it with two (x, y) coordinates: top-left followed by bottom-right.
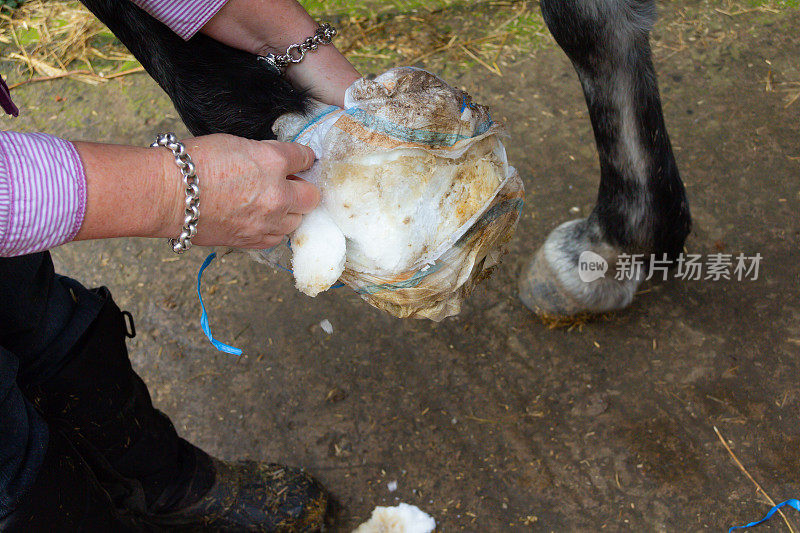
(519, 0), (691, 316)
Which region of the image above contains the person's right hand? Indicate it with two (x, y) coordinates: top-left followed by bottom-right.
(73, 133), (318, 249)
(157, 133), (320, 249)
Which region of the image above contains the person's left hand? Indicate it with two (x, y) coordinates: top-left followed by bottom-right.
(201, 0), (362, 107)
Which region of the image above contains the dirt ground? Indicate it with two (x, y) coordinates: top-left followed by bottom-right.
(3, 2), (800, 531)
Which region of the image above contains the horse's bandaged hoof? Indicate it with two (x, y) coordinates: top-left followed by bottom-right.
(253, 67), (524, 320)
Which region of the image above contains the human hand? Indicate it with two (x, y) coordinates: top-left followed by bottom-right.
(200, 0), (362, 107)
(73, 134), (318, 249)
(157, 134), (319, 249)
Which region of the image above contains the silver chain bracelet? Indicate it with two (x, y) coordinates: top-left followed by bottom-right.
(151, 133), (199, 254)
(257, 23), (337, 76)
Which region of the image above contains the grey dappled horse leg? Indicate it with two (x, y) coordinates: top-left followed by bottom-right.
(520, 0), (691, 316)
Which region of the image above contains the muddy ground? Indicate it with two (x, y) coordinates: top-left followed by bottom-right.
(3, 2), (800, 531)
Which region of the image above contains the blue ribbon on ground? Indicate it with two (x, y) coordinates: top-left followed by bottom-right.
(197, 252), (243, 356)
(729, 499), (800, 532)
(196, 249), (346, 354)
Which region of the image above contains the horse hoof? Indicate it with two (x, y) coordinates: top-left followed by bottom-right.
(518, 220), (641, 317)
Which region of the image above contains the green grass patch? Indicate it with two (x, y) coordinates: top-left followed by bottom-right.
(299, 0), (550, 76)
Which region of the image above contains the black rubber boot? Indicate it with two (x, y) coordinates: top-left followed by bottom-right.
(22, 289), (329, 532)
(0, 427), (148, 532)
(150, 458), (329, 532)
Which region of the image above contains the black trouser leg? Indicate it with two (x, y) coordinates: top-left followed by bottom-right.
(0, 347), (48, 519)
(0, 346), (144, 530)
(21, 290), (214, 513)
(11, 286), (330, 530)
(0, 428), (146, 532)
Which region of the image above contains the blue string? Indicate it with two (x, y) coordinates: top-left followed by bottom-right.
(273, 263), (294, 275)
(729, 499), (800, 532)
(290, 105), (341, 142)
(196, 252), (243, 356)
(196, 252), (344, 355)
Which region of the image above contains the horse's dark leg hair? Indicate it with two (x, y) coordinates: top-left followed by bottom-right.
(520, 0), (691, 315)
(79, 0), (308, 139)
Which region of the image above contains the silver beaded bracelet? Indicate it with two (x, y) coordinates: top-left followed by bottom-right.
(257, 23), (337, 76)
(151, 133), (199, 254)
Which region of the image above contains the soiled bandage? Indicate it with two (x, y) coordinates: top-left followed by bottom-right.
(253, 67), (524, 320)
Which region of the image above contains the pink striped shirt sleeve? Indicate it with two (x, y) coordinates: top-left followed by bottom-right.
(0, 132), (86, 257)
(131, 0), (229, 40)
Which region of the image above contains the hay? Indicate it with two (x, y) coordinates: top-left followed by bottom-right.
(651, 0), (790, 61)
(713, 426), (797, 533)
(1, 0), (792, 91)
(536, 312), (605, 332)
(0, 0), (138, 85)
(329, 0), (548, 76)
(0, 0), (545, 86)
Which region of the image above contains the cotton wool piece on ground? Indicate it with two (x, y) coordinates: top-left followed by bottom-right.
(352, 503), (436, 533)
(252, 67), (524, 321)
